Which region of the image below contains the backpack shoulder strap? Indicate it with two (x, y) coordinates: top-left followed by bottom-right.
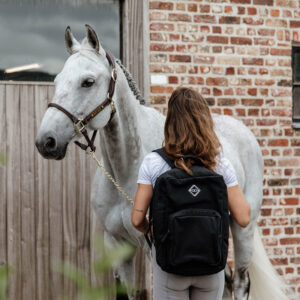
(152, 148), (175, 168)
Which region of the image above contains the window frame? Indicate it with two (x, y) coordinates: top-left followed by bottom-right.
(292, 41), (300, 128)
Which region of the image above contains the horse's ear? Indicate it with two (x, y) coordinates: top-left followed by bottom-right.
(65, 26), (80, 55)
(85, 24), (100, 52)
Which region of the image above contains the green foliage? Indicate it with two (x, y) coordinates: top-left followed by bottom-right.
(0, 153), (7, 165)
(0, 265), (9, 300)
(55, 235), (134, 300)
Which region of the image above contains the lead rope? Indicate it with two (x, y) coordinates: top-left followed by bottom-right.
(87, 151), (134, 206)
(88, 150), (152, 250)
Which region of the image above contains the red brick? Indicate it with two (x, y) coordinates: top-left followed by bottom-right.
(200, 4), (210, 13)
(247, 7), (257, 15)
(254, 0), (274, 5)
(226, 67), (235, 75)
(150, 64), (173, 73)
(188, 66), (198, 74)
(188, 4), (197, 12)
(213, 26), (222, 34)
(242, 58), (263, 65)
(194, 56), (215, 64)
(194, 15), (216, 23)
(150, 43), (174, 51)
(176, 45), (186, 52)
(168, 13), (191, 22)
(255, 78), (275, 86)
(207, 36), (228, 44)
(291, 21), (300, 28)
(150, 11), (167, 21)
(243, 17), (264, 26)
(249, 109), (259, 116)
(224, 108), (233, 115)
(280, 238), (300, 245)
(236, 108), (245, 116)
(231, 37), (252, 45)
(270, 48), (291, 56)
(280, 198), (299, 205)
(268, 139), (289, 147)
(270, 9), (280, 17)
(151, 86), (173, 93)
(170, 55), (191, 62)
(242, 98), (263, 106)
(257, 119), (277, 126)
(217, 98), (236, 106)
(238, 7), (245, 14)
(224, 88), (234, 95)
(248, 88), (257, 96)
(150, 1), (174, 10)
(151, 95), (166, 105)
(168, 76), (178, 84)
(231, 0), (251, 3)
(206, 77), (228, 86)
(219, 16), (240, 24)
(213, 88), (222, 96)
(150, 23), (174, 31)
(169, 33), (180, 41)
(258, 28), (275, 36)
(270, 258), (288, 266)
(150, 32), (166, 41)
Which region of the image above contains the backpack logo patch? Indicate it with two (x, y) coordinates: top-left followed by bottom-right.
(188, 185), (201, 197)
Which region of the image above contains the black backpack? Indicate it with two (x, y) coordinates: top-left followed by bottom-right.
(146, 148), (229, 276)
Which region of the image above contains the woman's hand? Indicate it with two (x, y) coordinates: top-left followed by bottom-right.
(131, 184), (153, 234)
(227, 185), (250, 227)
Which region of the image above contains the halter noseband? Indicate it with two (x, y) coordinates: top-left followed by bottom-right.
(48, 49), (117, 152)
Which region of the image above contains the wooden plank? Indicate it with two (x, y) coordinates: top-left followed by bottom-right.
(122, 0), (150, 104)
(6, 84), (22, 300)
(0, 84), (7, 271)
(76, 146), (91, 282)
(47, 86), (64, 300)
(62, 144), (78, 299)
(20, 84), (37, 300)
(34, 85), (50, 300)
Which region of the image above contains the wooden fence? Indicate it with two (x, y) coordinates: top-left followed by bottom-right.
(0, 81), (150, 300)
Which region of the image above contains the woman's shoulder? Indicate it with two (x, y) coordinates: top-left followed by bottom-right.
(142, 151), (167, 166)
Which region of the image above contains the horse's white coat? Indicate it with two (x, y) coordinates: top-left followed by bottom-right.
(36, 26), (290, 300)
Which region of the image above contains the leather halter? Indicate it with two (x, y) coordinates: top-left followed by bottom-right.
(48, 49), (117, 152)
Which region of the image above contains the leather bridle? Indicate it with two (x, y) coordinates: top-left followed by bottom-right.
(48, 49), (117, 152)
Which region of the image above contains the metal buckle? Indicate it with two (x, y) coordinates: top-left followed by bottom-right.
(74, 120), (85, 134)
(111, 68), (117, 81)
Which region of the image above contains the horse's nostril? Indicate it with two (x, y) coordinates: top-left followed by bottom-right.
(45, 137), (56, 150)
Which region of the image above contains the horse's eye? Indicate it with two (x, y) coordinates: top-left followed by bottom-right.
(81, 78), (95, 88)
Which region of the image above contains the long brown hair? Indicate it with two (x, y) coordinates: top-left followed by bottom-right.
(164, 87), (221, 175)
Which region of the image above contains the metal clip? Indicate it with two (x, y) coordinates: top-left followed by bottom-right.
(74, 120), (85, 134)
(111, 68), (117, 81)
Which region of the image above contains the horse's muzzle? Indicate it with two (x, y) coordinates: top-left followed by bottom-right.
(35, 132), (68, 160)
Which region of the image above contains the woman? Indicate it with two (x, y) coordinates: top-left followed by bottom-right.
(131, 87), (250, 300)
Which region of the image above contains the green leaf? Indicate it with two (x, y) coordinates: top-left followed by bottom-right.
(0, 154), (7, 165)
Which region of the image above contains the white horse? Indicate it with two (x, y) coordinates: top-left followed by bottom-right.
(35, 25), (289, 300)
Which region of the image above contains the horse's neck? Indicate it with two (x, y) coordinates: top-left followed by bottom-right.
(99, 67), (142, 183)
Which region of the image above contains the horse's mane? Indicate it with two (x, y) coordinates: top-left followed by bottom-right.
(116, 59), (145, 105)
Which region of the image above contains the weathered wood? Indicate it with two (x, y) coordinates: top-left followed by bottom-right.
(6, 84), (22, 300)
(20, 84), (37, 300)
(0, 84), (7, 271)
(34, 85), (51, 300)
(123, 0), (150, 105)
(47, 86), (64, 300)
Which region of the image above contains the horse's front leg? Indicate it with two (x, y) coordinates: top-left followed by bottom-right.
(103, 231), (137, 300)
(231, 219), (255, 300)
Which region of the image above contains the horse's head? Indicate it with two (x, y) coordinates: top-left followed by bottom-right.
(35, 25), (115, 159)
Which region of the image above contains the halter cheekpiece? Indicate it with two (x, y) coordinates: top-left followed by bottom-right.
(48, 49), (117, 152)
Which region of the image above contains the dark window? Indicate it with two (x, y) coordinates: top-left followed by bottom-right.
(0, 0), (121, 82)
(292, 42), (300, 128)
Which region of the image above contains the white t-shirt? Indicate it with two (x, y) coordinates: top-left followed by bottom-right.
(137, 152), (238, 188)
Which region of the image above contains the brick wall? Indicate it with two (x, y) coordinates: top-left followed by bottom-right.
(149, 0), (300, 296)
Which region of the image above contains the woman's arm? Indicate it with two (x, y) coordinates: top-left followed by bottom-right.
(131, 184), (153, 234)
(227, 185), (250, 227)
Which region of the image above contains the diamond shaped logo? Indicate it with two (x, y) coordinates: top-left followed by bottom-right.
(188, 184), (201, 197)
